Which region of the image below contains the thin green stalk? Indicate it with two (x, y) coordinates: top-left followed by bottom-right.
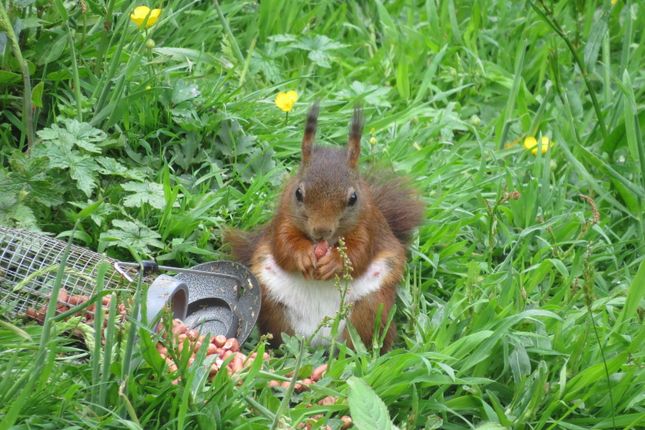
(602, 32), (611, 106)
(0, 2), (34, 149)
(238, 36), (257, 86)
(67, 28), (83, 121)
(91, 263), (108, 411)
(53, 0), (81, 120)
(270, 337), (304, 430)
(121, 267), (144, 381)
(496, 38), (526, 149)
(619, 0), (633, 74)
(94, 0), (117, 73)
(529, 0), (608, 142)
(99, 293), (118, 408)
(582, 248), (615, 429)
(118, 382), (141, 426)
(213, 0), (245, 65)
(94, 7), (135, 116)
(328, 238), (352, 361)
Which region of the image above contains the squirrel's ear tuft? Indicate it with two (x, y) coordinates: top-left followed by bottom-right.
(347, 106), (363, 169)
(302, 103), (319, 168)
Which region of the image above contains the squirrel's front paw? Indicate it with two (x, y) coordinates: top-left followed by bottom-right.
(295, 249), (316, 279)
(315, 249), (344, 280)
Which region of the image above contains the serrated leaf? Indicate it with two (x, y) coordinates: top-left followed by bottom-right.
(292, 35), (345, 68)
(61, 119), (106, 152)
(37, 119), (106, 154)
(347, 377), (395, 430)
(339, 81), (392, 108)
(307, 50), (330, 68)
(96, 156), (142, 179)
(37, 141), (98, 197)
(121, 181), (166, 209)
(101, 220), (164, 256)
(172, 80), (201, 105)
(68, 156), (99, 197)
(294, 35), (346, 52)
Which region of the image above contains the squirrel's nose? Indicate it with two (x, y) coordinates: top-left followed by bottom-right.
(312, 226), (332, 241)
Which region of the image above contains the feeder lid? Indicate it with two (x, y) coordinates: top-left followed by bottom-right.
(174, 261), (261, 345)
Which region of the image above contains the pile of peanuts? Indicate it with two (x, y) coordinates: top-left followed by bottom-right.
(25, 292), (352, 426)
(25, 288), (126, 325)
(158, 318), (269, 382)
(267, 363), (328, 393)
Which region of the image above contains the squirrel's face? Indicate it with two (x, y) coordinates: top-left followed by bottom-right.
(286, 104), (365, 244)
(289, 160), (364, 244)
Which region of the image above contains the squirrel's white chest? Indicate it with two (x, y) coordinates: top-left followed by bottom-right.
(257, 254), (387, 346)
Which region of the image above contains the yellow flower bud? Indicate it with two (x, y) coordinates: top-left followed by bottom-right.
(130, 6), (161, 29)
(274, 90), (298, 113)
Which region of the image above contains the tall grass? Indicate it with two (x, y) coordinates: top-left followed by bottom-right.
(0, 0), (643, 429)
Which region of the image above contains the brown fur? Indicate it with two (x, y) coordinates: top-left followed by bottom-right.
(368, 174), (425, 246)
(222, 228), (266, 266)
(223, 105), (424, 352)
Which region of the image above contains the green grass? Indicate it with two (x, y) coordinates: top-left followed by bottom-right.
(1, 0), (644, 428)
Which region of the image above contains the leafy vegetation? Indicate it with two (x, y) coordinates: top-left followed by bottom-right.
(1, 0), (644, 429)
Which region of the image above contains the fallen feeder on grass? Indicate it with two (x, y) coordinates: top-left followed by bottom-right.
(0, 226), (261, 345)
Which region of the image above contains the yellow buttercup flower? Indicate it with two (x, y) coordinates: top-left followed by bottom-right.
(275, 90), (298, 113)
(611, 0), (618, 6)
(523, 135), (554, 155)
(131, 6), (161, 29)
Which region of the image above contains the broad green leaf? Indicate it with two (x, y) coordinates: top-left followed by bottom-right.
(101, 220), (164, 255)
(121, 181), (166, 209)
(583, 10), (608, 72)
(37, 119), (106, 154)
(396, 57), (410, 100)
(619, 259), (645, 325)
(0, 70), (21, 84)
(68, 156), (99, 196)
(509, 343), (531, 384)
(31, 81), (44, 108)
(347, 376), (396, 430)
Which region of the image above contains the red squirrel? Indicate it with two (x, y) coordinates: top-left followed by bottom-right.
(224, 104), (423, 351)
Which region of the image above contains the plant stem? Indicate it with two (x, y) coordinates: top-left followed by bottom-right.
(529, 1), (608, 143)
(0, 2), (34, 149)
(213, 0), (245, 66)
(270, 337), (304, 430)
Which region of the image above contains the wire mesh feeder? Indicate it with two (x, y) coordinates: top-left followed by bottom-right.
(0, 226), (134, 319)
(0, 226), (261, 345)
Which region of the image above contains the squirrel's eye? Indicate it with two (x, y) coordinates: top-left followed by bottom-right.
(348, 191), (358, 206)
(295, 187), (304, 203)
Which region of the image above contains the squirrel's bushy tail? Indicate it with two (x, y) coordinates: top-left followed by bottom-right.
(368, 175), (424, 246)
(222, 228), (264, 266)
